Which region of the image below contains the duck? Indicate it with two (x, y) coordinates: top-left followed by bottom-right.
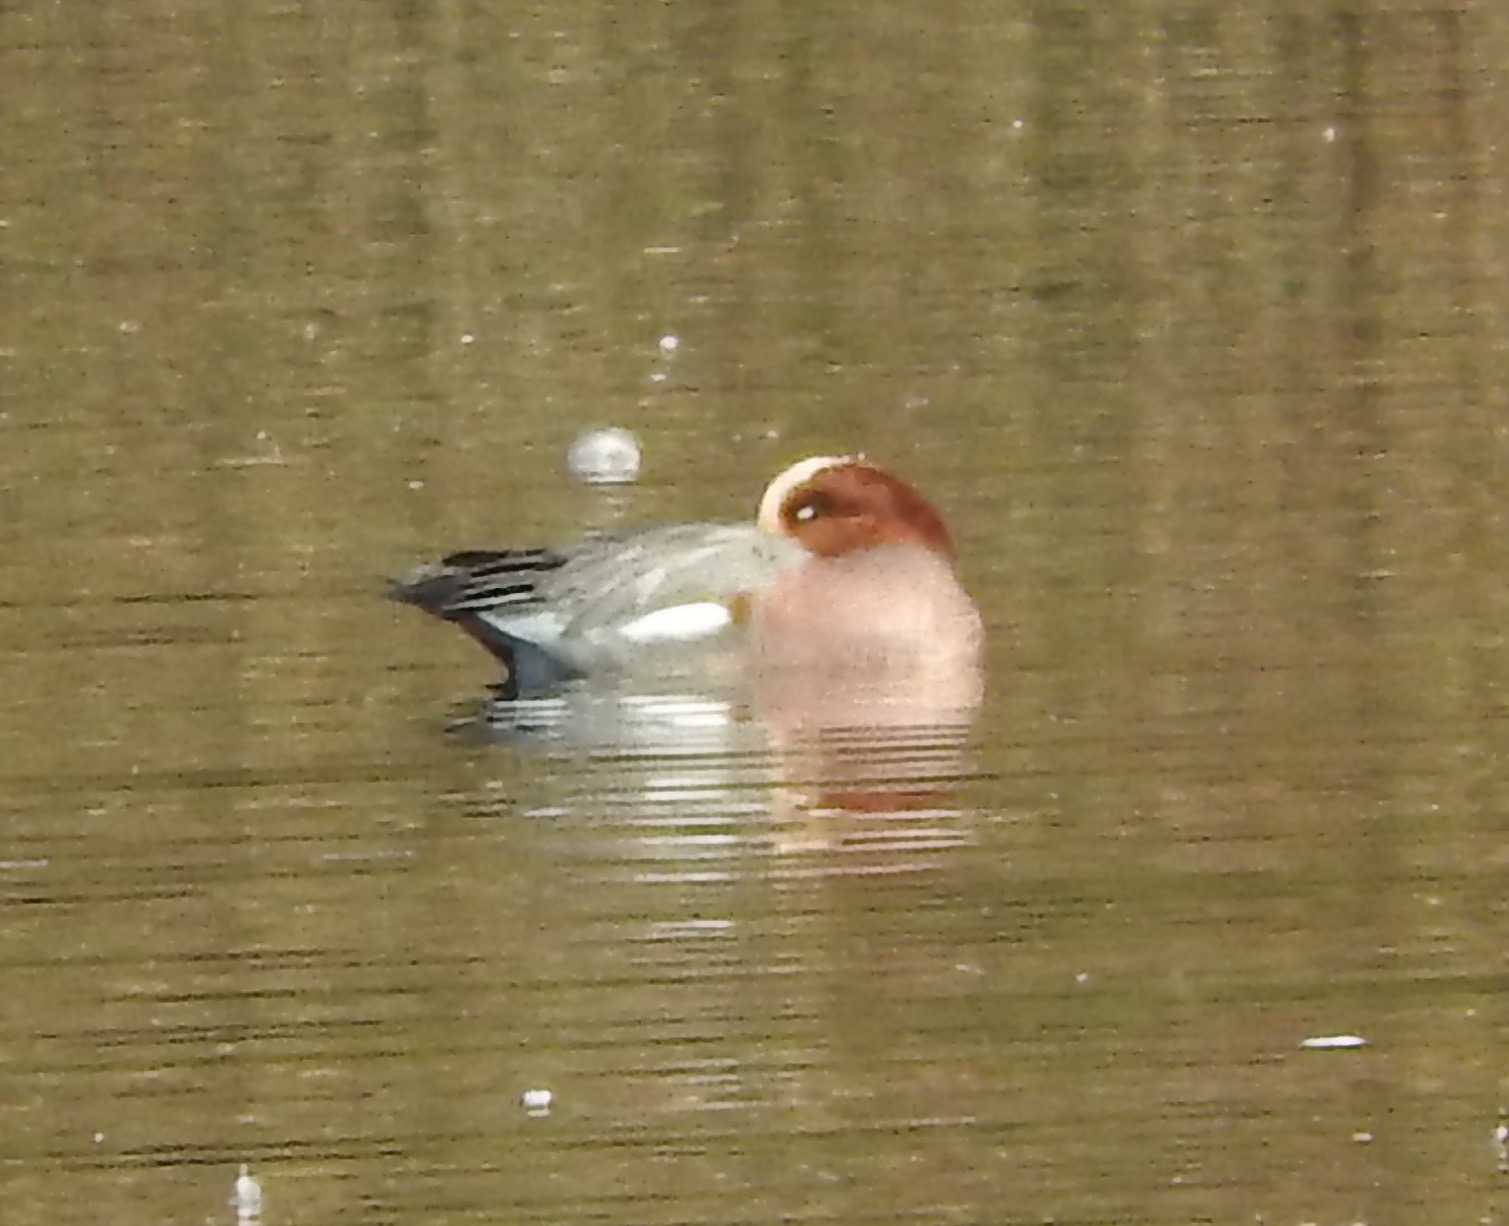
(391, 455), (983, 698)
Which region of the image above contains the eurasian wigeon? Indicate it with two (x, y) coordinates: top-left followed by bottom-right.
(391, 455), (983, 698)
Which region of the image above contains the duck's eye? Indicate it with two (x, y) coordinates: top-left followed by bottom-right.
(788, 491), (835, 526)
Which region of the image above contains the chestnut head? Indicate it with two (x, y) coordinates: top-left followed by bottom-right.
(756, 456), (957, 561)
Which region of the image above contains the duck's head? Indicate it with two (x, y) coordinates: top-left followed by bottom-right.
(756, 456), (957, 561)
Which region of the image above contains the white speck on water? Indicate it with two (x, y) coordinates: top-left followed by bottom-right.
(407, 479), (424, 490)
(567, 427), (641, 485)
(1323, 125), (1338, 142)
(1075, 972), (1091, 985)
(1300, 1034), (1367, 1050)
(212, 433), (286, 469)
(319, 848), (416, 864)
(521, 1087), (553, 1115)
(649, 371), (668, 383)
(658, 333), (680, 354)
(93, 1131), (104, 1143)
(1011, 118), (1024, 130)
(1351, 1131), (1373, 1143)
(118, 319), (141, 334)
(461, 332), (475, 345)
(230, 1164), (263, 1219)
(648, 918), (733, 937)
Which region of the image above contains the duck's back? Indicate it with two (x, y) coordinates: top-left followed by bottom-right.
(392, 522), (807, 691)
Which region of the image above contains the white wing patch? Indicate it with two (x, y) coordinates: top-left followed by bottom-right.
(618, 602), (733, 644)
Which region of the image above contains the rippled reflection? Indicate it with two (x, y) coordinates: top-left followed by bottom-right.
(456, 654), (986, 878)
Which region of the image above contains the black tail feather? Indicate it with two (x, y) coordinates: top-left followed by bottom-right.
(387, 548), (568, 618)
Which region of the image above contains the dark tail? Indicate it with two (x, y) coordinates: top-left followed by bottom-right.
(389, 549), (577, 695)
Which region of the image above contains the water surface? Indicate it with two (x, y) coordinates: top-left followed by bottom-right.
(2, 3), (1507, 1224)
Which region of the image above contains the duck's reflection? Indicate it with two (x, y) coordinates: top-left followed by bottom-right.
(750, 650), (983, 813)
(462, 648), (983, 841)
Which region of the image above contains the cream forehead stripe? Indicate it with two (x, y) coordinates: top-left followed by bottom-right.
(756, 455), (856, 534)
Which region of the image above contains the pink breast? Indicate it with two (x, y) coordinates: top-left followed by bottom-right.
(751, 545), (982, 673)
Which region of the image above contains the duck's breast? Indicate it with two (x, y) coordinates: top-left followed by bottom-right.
(752, 544), (983, 672)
